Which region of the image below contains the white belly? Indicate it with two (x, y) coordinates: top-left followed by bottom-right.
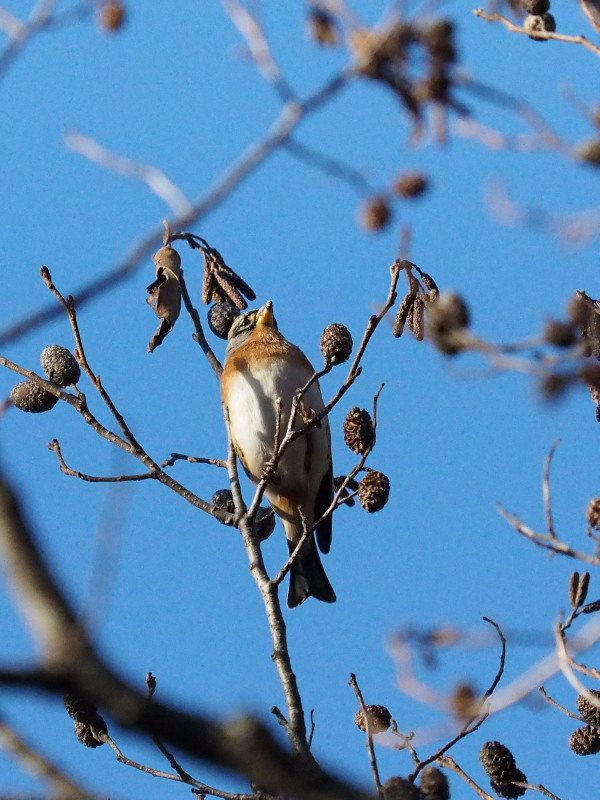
(227, 357), (329, 496)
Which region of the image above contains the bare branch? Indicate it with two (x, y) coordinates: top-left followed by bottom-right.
(0, 72), (352, 346)
(0, 473), (374, 800)
(438, 756), (495, 800)
(48, 439), (156, 483)
(0, 711), (98, 800)
(349, 673), (383, 797)
(221, 0), (295, 102)
(473, 9), (600, 56)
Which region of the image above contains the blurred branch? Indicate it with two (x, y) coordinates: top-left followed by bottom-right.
(0, 473), (374, 800)
(0, 711), (98, 800)
(473, 9), (600, 56)
(64, 130), (194, 217)
(283, 138), (374, 196)
(0, 70), (351, 346)
(485, 179), (600, 248)
(408, 618), (505, 780)
(0, 0), (58, 82)
(222, 0), (295, 102)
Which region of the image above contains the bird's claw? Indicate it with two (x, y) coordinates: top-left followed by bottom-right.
(261, 459), (280, 485)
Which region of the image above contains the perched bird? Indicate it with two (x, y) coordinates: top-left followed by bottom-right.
(221, 300), (335, 608)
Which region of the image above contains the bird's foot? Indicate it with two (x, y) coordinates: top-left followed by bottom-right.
(261, 459), (280, 485)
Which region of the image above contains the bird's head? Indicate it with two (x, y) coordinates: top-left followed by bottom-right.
(226, 300), (278, 354)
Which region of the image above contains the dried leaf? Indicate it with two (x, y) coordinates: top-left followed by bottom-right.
(147, 319), (173, 353)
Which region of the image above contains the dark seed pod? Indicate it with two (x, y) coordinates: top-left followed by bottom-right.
(419, 766), (449, 800)
(382, 776), (423, 800)
(490, 769), (527, 799)
(450, 682), (479, 719)
(576, 689), (600, 725)
(582, 599), (600, 614)
(394, 172), (429, 199)
(255, 506), (275, 541)
(64, 692), (107, 748)
(74, 719), (105, 748)
(480, 741), (526, 797)
(320, 323), (353, 365)
(543, 320), (577, 348)
(307, 9), (338, 45)
(480, 740), (517, 777)
(519, 0), (550, 14)
(586, 498), (600, 530)
(211, 489), (235, 515)
(358, 470), (390, 513)
(360, 196), (391, 231)
(426, 292), (470, 355)
(354, 704), (392, 733)
(420, 19), (455, 63)
(10, 380), (58, 413)
(577, 139), (600, 167)
(208, 302), (240, 339)
(569, 725), (600, 755)
(40, 345), (80, 386)
(343, 407), (375, 455)
(524, 12), (556, 40)
(393, 292), (416, 338)
(99, 0), (126, 31)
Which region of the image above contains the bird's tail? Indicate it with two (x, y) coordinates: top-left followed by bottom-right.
(287, 537), (336, 608)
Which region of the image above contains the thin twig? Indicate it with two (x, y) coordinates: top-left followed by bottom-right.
(48, 439), (156, 483)
(512, 781), (562, 800)
(349, 673), (383, 797)
(0, 711), (98, 800)
(497, 504), (600, 566)
(162, 453), (227, 468)
(179, 268), (223, 378)
(438, 756), (495, 800)
(538, 686), (589, 725)
(473, 9), (600, 56)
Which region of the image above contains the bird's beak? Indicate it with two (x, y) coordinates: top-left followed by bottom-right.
(256, 300), (274, 327)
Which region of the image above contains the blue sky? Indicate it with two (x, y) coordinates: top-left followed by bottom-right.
(1, 1), (599, 798)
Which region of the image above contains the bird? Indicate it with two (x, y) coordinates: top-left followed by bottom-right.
(221, 300), (336, 608)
